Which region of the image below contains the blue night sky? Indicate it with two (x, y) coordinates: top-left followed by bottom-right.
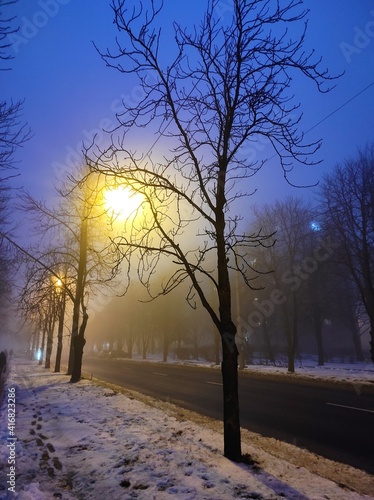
(3, 0), (374, 213)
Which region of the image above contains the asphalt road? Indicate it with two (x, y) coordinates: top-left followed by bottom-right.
(82, 357), (374, 474)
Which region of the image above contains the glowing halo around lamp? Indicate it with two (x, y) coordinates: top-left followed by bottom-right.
(104, 186), (142, 220)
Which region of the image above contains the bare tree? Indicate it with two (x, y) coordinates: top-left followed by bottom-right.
(89, 0), (335, 461)
(250, 198), (318, 371)
(16, 248), (67, 363)
(16, 172), (119, 382)
(320, 145), (374, 363)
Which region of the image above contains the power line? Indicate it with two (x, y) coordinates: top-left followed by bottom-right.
(305, 80), (374, 135)
(262, 79), (374, 183)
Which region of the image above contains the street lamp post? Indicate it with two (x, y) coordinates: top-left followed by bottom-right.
(54, 277), (66, 373)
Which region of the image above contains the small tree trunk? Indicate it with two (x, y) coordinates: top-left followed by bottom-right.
(286, 298), (298, 373)
(369, 317), (374, 364)
(286, 326), (297, 373)
(263, 321), (275, 364)
(284, 316), (295, 373)
(142, 333), (149, 359)
(126, 335), (134, 359)
(162, 332), (169, 362)
(314, 322), (324, 366)
(39, 329), (46, 366)
(287, 337), (295, 373)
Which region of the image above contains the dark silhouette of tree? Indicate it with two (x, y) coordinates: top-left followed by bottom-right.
(89, 0), (336, 461)
(320, 145), (374, 363)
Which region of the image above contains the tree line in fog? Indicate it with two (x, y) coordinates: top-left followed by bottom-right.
(86, 147), (374, 370)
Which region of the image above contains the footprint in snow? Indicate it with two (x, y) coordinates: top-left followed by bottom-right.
(47, 443), (55, 453)
(53, 457), (63, 470)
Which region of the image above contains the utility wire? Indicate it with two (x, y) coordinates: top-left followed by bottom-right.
(305, 80), (374, 135)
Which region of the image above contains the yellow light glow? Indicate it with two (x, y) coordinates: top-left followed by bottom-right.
(104, 186), (142, 220)
(55, 278), (63, 287)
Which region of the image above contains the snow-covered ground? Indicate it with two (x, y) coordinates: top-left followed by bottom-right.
(242, 359), (374, 388)
(0, 358), (373, 500)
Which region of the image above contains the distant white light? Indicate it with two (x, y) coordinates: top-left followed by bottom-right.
(36, 349), (42, 361)
(310, 221), (321, 232)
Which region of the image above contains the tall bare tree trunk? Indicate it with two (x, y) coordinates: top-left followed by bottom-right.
(263, 321), (275, 364)
(221, 327), (241, 462)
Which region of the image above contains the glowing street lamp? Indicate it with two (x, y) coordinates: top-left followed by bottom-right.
(104, 186), (143, 220)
